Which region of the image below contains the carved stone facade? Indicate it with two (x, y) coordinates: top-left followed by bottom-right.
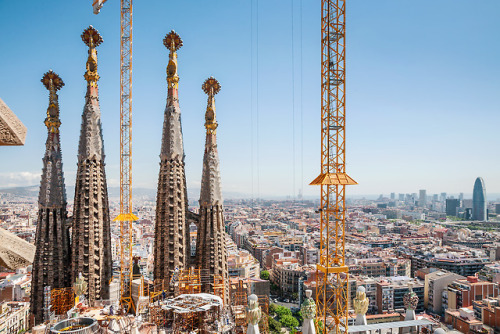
(0, 98), (27, 146)
(154, 31), (190, 289)
(31, 71), (72, 324)
(195, 77), (229, 304)
(71, 26), (112, 305)
(0, 228), (34, 270)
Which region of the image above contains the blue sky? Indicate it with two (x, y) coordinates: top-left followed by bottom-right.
(0, 0), (499, 198)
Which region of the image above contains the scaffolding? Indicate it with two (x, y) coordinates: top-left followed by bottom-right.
(50, 287), (75, 316)
(230, 279), (269, 334)
(148, 269), (233, 331)
(213, 275), (226, 303)
(257, 295), (269, 334)
(177, 268), (202, 295)
(231, 280), (248, 307)
(149, 304), (172, 330)
(150, 279), (169, 303)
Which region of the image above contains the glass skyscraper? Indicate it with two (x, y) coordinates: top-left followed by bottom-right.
(472, 177), (487, 221)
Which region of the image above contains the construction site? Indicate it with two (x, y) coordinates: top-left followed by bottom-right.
(1, 0), (476, 334)
(4, 0), (376, 333)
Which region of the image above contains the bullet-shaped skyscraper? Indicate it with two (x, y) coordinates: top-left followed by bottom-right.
(31, 71), (71, 324)
(473, 177), (487, 221)
(71, 26), (112, 304)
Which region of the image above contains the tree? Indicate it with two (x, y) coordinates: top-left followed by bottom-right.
(269, 316), (282, 334)
(274, 305), (292, 318)
(260, 270), (270, 280)
(269, 303), (278, 316)
(315, 319), (324, 333)
(292, 309), (303, 323)
(280, 314), (299, 329)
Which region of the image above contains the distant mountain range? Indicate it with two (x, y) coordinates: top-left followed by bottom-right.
(0, 185), (251, 200)
(3, 185), (500, 202)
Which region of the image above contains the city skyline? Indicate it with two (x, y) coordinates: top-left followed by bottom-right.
(1, 1), (500, 197)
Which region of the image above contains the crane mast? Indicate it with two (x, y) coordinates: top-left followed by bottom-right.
(116, 0), (136, 313)
(310, 1), (356, 333)
(92, 0), (137, 313)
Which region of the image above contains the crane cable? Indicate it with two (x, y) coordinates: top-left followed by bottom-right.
(250, 0), (261, 206)
(292, 0), (296, 201)
(250, 0), (254, 207)
(300, 0), (304, 201)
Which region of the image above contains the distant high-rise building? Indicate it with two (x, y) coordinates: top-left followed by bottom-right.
(419, 190), (427, 207)
(459, 193), (464, 201)
(71, 26), (112, 304)
(195, 77), (229, 304)
(432, 194), (438, 202)
(154, 31), (190, 288)
(446, 199), (460, 217)
(398, 194), (405, 201)
(31, 71), (71, 324)
(472, 177), (487, 221)
(440, 193), (447, 202)
(462, 199), (473, 209)
(390, 193), (395, 200)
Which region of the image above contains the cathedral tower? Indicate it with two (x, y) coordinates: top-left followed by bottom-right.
(195, 77), (229, 304)
(154, 31), (190, 288)
(71, 26), (112, 304)
(31, 71), (71, 324)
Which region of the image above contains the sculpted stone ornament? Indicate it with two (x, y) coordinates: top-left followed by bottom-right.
(246, 294), (261, 334)
(0, 228), (34, 269)
(403, 283), (419, 311)
(0, 98), (27, 146)
(73, 272), (88, 305)
(403, 283), (419, 333)
(353, 286), (369, 316)
(301, 290), (316, 334)
(353, 286), (369, 332)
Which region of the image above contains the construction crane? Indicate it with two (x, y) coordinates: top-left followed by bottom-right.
(310, 1), (356, 333)
(92, 0), (138, 313)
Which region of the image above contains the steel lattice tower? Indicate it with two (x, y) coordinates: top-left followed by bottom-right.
(310, 1), (356, 333)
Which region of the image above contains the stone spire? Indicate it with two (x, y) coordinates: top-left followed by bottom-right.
(154, 31), (190, 289)
(31, 71), (71, 324)
(195, 77), (228, 304)
(71, 26), (112, 305)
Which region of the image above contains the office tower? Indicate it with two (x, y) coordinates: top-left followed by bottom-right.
(398, 194), (405, 201)
(390, 193), (395, 200)
(446, 199), (460, 217)
(419, 190), (426, 207)
(459, 193), (464, 201)
(472, 177), (487, 221)
(440, 192), (447, 202)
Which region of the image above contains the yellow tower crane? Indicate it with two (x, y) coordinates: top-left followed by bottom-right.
(92, 0), (138, 313)
(310, 1), (356, 333)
